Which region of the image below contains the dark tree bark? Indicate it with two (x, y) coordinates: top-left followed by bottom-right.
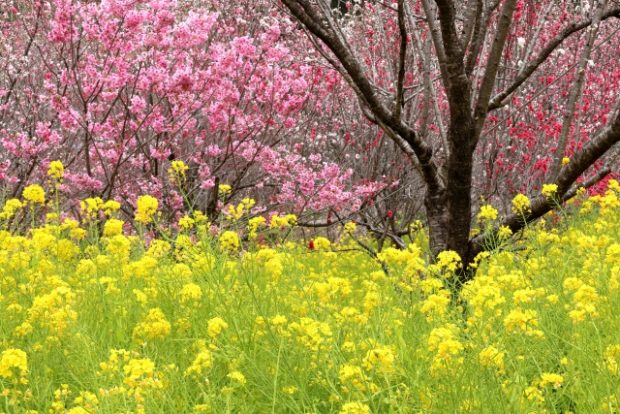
(280, 0), (620, 283)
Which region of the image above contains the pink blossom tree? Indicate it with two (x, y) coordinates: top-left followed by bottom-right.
(0, 0), (384, 225)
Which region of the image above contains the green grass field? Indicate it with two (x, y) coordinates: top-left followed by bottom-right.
(1, 182), (619, 413)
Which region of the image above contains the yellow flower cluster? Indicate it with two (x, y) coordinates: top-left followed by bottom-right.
(477, 204), (498, 221)
(168, 160), (189, 184)
(363, 346), (395, 374)
(218, 183), (232, 196)
(541, 183), (558, 198)
(313, 236), (331, 250)
(133, 308), (171, 341)
(427, 324), (464, 374)
(178, 215), (195, 230)
(0, 198), (23, 220)
(539, 372), (564, 389)
(185, 344), (213, 379)
(103, 218), (124, 237)
(429, 250), (461, 276)
(503, 308), (544, 338)
(247, 216), (266, 239)
(0, 180), (615, 412)
(339, 402), (371, 414)
(512, 193), (530, 214)
(225, 197), (255, 220)
(23, 184), (45, 205)
(134, 195), (159, 224)
(269, 213), (297, 229)
(219, 230), (240, 252)
(344, 221), (357, 233)
(0, 348), (28, 381)
(479, 345), (505, 374)
(207, 317), (229, 338)
(80, 197), (120, 221)
(47, 160), (65, 182)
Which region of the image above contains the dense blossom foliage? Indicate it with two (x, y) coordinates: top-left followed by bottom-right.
(2, 0), (617, 233)
(0, 0), (387, 225)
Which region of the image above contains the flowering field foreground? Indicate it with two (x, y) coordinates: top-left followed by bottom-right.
(1, 182), (620, 413)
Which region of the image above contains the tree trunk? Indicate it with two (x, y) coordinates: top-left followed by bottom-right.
(425, 187), (448, 256)
(445, 140), (475, 265)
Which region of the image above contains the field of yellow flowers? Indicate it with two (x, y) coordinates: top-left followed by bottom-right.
(1, 177), (620, 413)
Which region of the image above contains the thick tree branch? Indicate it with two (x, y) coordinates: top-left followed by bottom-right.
(465, 1), (489, 77)
(433, 0), (464, 63)
(473, 0), (517, 140)
(470, 98), (620, 258)
(562, 146), (618, 200)
(488, 6), (620, 111)
(420, 0), (449, 84)
(429, 0), (473, 150)
(461, 0), (482, 51)
(394, 0), (407, 120)
(281, 0), (443, 191)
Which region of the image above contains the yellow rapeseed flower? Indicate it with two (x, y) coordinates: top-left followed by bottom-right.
(179, 283), (202, 304)
(477, 204), (498, 221)
(23, 184), (46, 205)
(227, 370), (247, 385)
(0, 348), (28, 379)
(542, 183), (558, 198)
(185, 349), (213, 378)
(219, 230), (240, 251)
(0, 198), (23, 219)
(539, 372), (564, 389)
(135, 195), (159, 224)
(133, 308), (171, 340)
(270, 213), (297, 229)
(218, 183), (232, 196)
(479, 346), (505, 373)
(339, 402), (371, 414)
(605, 345), (620, 375)
(103, 219), (124, 237)
(123, 358), (160, 389)
(497, 225), (513, 240)
(168, 160), (189, 184)
(363, 346), (396, 374)
(102, 200), (121, 216)
(207, 317), (229, 338)
(344, 221), (357, 233)
(47, 160), (64, 181)
(313, 236), (331, 250)
(178, 215), (195, 230)
(512, 193), (530, 214)
(248, 216), (266, 239)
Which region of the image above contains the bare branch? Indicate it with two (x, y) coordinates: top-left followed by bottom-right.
(488, 6), (620, 111)
(548, 0), (609, 180)
(281, 0), (443, 192)
(394, 0), (407, 120)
